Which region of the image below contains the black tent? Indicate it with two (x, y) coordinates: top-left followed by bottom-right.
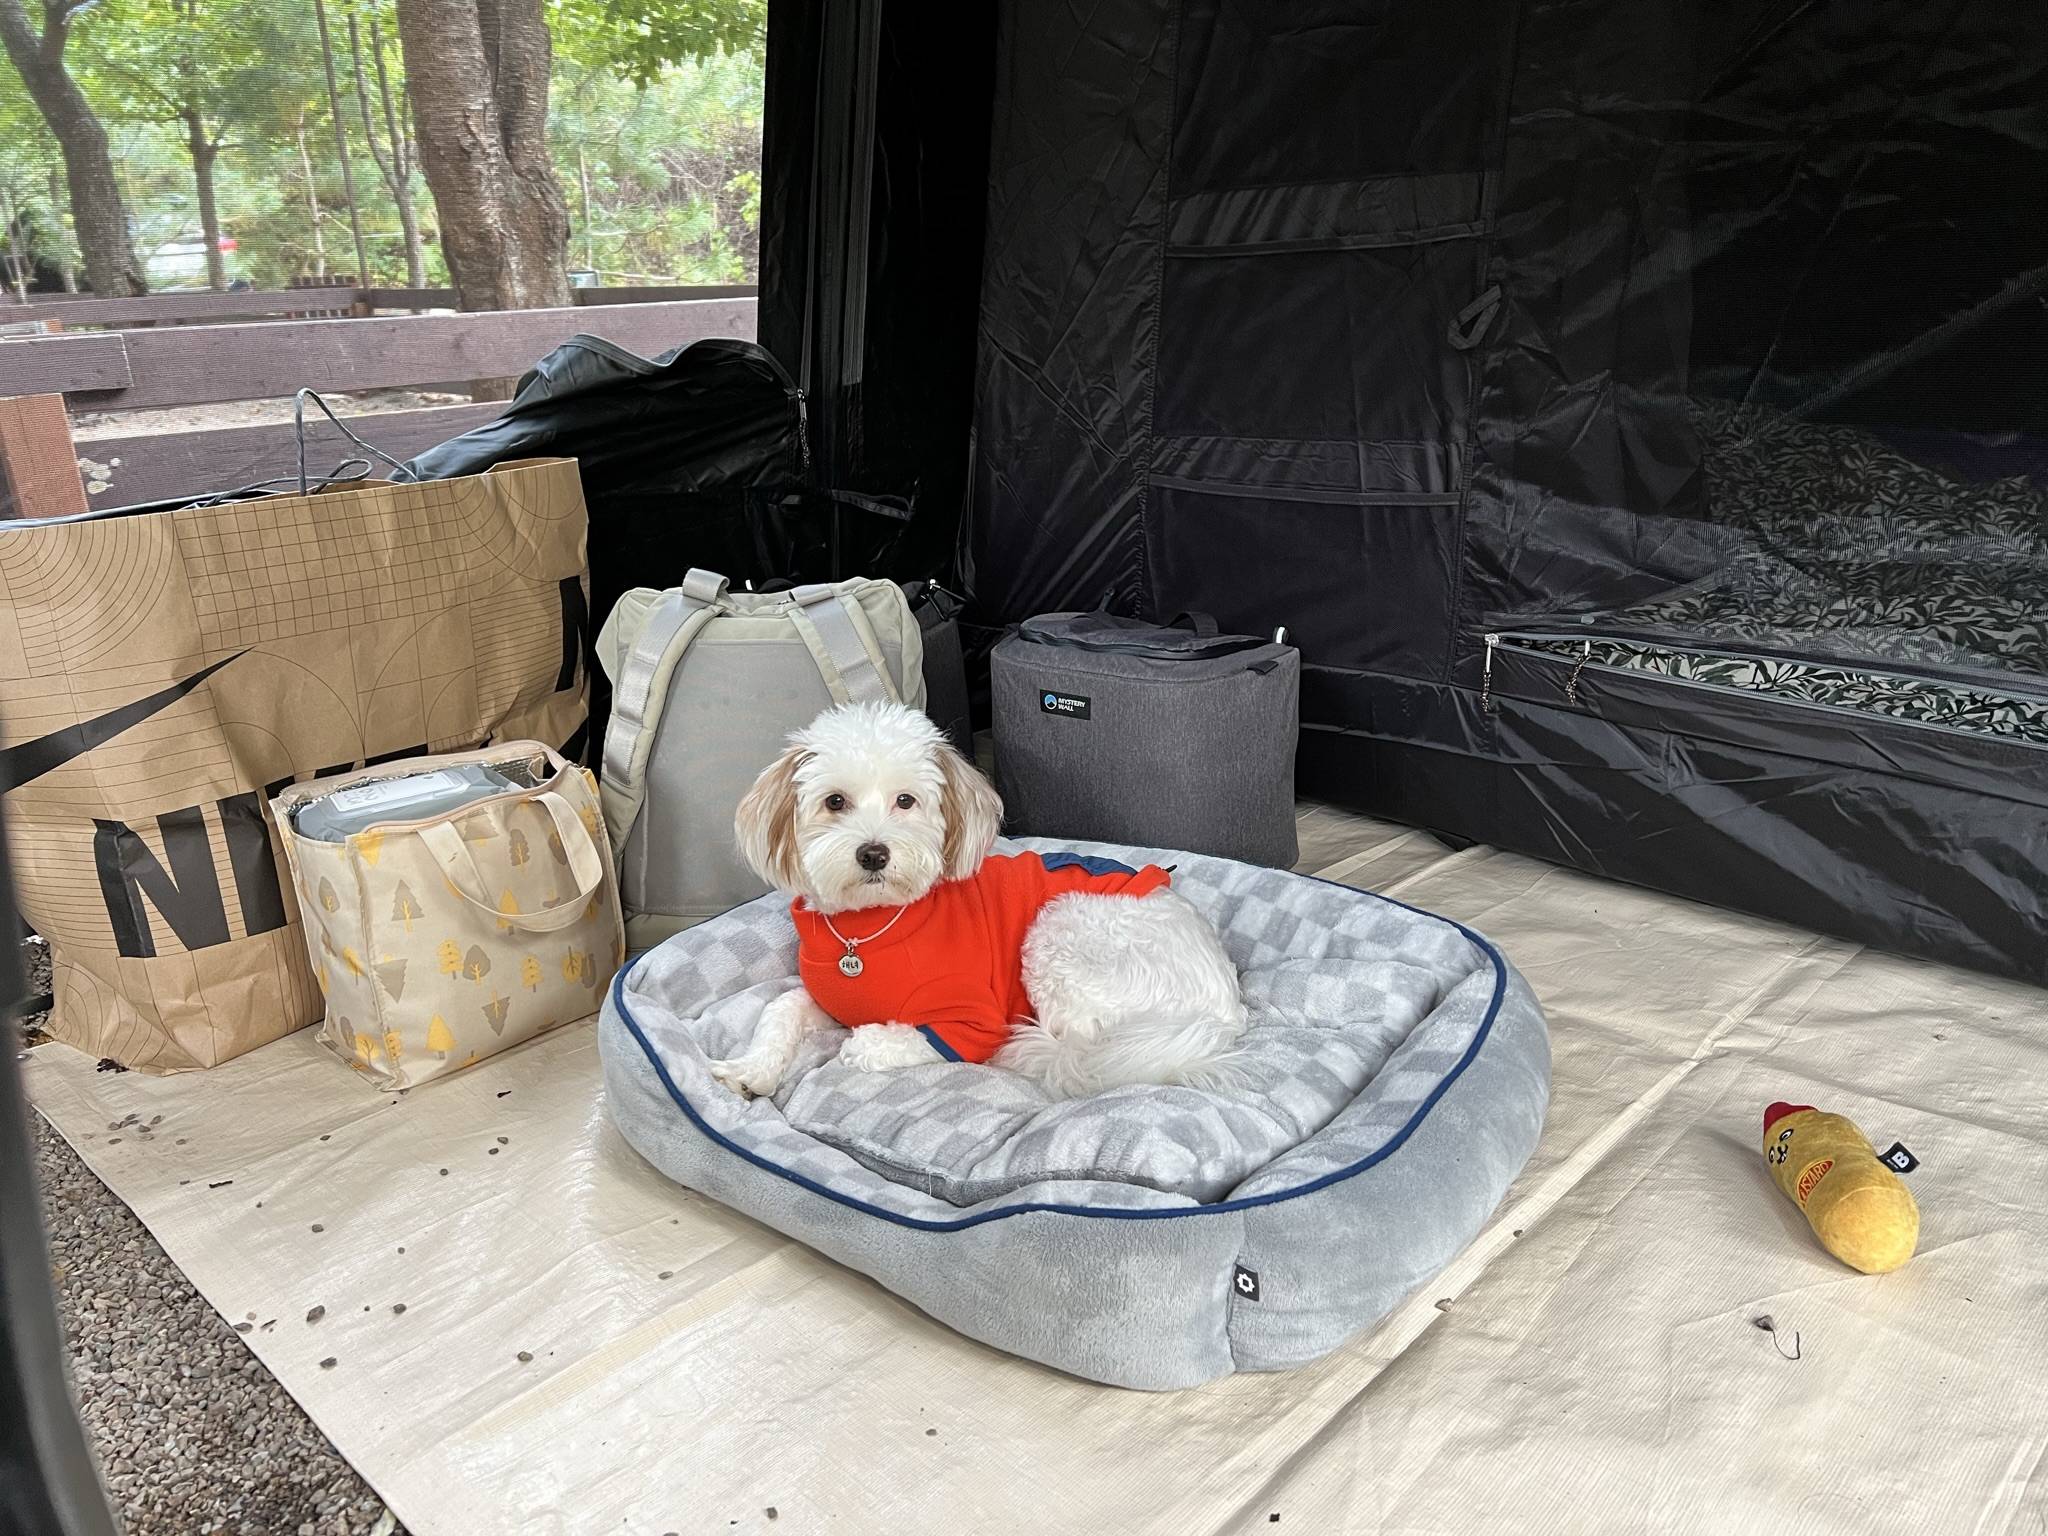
(762, 0), (2048, 985)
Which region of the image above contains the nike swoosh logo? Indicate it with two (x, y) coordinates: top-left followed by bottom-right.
(0, 652), (245, 791)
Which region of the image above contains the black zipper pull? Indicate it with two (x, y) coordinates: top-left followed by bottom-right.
(1565, 642), (1592, 707)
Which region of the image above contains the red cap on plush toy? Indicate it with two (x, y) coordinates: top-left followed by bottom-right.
(1763, 1101), (1814, 1133)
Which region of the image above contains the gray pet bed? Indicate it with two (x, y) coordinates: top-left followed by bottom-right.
(598, 839), (1550, 1390)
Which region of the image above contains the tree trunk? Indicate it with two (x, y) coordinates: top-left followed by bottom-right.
(392, 154), (426, 289)
(296, 114), (327, 277)
(1, 187), (25, 301)
(577, 143), (594, 272)
(371, 17), (427, 289)
(311, 0), (371, 284)
(350, 10), (425, 290)
(46, 166), (77, 290)
(183, 109), (225, 291)
(0, 0), (147, 295)
(393, 0), (569, 313)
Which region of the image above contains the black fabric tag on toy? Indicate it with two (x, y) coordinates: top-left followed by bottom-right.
(1039, 689), (1091, 719)
(1232, 1264), (1261, 1303)
(1879, 1141), (1918, 1173)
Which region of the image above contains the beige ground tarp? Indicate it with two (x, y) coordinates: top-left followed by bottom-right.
(27, 806), (2048, 1534)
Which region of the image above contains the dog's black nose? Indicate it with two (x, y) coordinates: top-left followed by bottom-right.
(856, 842), (891, 873)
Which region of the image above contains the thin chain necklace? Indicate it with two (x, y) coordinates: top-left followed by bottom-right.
(816, 903), (909, 977)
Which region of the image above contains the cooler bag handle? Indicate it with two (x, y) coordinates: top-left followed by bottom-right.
(418, 791), (606, 932)
(1167, 611), (1221, 638)
(786, 583), (900, 706)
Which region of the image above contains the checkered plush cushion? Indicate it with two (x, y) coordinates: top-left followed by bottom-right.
(616, 838), (1494, 1213)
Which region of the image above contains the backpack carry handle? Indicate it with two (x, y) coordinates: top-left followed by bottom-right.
(1166, 611), (1221, 638)
(417, 790), (606, 933)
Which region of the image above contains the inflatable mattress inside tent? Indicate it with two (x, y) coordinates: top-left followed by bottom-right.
(940, 0), (2048, 985)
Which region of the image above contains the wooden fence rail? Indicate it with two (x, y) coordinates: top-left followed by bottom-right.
(0, 296), (757, 409)
(0, 292), (760, 512)
(4, 283), (759, 329)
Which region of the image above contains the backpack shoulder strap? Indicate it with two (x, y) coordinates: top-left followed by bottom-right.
(600, 571), (728, 830)
(784, 582), (900, 705)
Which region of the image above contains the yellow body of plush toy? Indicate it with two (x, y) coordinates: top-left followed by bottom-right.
(1763, 1102), (1919, 1274)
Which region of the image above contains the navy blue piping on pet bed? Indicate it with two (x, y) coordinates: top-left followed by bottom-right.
(608, 869), (1510, 1233)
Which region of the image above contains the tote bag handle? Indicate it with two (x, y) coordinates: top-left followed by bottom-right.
(417, 791), (606, 933)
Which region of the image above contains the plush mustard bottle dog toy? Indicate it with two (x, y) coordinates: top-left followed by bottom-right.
(1763, 1102), (1919, 1274)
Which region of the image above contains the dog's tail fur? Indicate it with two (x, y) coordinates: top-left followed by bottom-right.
(994, 1009), (1250, 1099)
(1000, 887), (1251, 1099)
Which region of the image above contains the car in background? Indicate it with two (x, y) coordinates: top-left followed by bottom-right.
(144, 232), (240, 289)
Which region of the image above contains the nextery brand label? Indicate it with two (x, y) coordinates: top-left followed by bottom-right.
(1040, 690), (1092, 720)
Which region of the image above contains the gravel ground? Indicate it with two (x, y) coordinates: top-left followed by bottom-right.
(23, 945), (408, 1536)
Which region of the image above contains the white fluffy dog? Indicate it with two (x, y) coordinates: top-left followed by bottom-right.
(710, 700), (1246, 1100)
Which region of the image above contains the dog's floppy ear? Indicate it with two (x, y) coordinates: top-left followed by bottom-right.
(734, 745), (808, 891)
(938, 741), (1003, 880)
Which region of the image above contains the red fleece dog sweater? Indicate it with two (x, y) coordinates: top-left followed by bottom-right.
(792, 851), (1172, 1062)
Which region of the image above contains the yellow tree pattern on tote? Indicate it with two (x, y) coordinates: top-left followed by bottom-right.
(438, 940), (463, 977)
(426, 1015), (455, 1059)
(521, 956), (542, 992)
(383, 1029), (403, 1066)
(497, 889), (522, 933)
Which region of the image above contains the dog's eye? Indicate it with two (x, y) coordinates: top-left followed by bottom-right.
(895, 793), (917, 810)
(823, 793), (848, 813)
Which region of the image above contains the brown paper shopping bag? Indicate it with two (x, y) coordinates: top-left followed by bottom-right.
(0, 459), (591, 1071)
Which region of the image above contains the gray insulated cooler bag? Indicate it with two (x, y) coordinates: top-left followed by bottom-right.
(991, 612), (1299, 867)
(597, 568), (924, 949)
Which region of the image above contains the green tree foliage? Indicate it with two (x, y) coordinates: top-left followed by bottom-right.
(92, 0), (316, 286)
(0, 75), (72, 288)
(547, 0), (762, 87)
(551, 50), (762, 285)
(1, 0), (763, 295)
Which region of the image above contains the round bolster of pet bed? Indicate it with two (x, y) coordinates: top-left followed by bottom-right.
(598, 839), (1550, 1390)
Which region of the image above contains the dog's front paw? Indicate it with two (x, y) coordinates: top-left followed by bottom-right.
(837, 1023), (942, 1073)
(708, 1054), (785, 1099)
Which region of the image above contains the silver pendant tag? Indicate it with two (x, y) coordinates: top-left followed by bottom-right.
(838, 950), (864, 978)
